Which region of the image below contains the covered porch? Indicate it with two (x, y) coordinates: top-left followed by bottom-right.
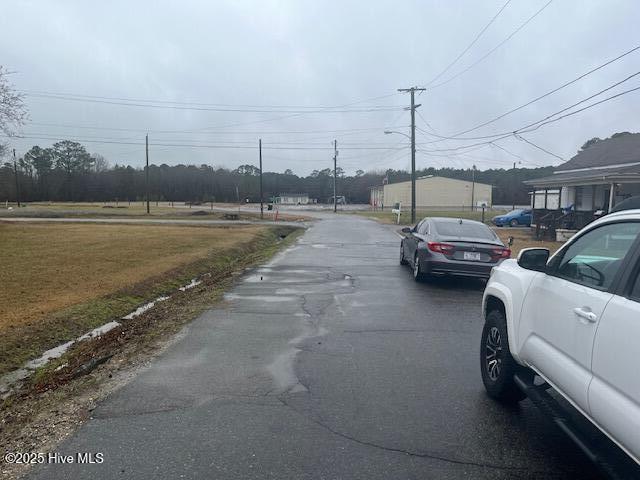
(525, 166), (640, 240)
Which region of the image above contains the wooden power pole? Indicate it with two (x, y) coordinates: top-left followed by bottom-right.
(13, 149), (21, 208)
(398, 87), (425, 224)
(259, 138), (264, 219)
(471, 164), (477, 211)
(333, 140), (338, 213)
(145, 134), (150, 214)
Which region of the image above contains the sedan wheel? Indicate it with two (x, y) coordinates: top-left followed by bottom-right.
(399, 243), (408, 265)
(510, 219), (519, 227)
(413, 253), (424, 282)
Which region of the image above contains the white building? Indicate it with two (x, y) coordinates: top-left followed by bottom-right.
(273, 193), (310, 205)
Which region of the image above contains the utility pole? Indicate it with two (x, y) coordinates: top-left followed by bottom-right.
(145, 134), (150, 214)
(13, 149), (21, 208)
(259, 138), (264, 219)
(333, 139), (338, 213)
(398, 87), (425, 224)
(471, 164), (477, 211)
(512, 161), (517, 211)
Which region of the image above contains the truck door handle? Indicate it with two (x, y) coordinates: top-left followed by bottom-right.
(573, 307), (597, 323)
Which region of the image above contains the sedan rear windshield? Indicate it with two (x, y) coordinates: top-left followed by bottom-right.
(434, 221), (497, 240)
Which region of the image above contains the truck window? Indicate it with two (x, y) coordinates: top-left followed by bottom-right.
(555, 222), (640, 290)
(631, 270), (640, 302)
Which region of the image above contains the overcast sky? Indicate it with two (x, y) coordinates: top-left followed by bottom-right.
(1, 0), (639, 175)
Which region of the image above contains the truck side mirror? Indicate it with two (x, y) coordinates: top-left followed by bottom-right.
(517, 248), (550, 272)
(401, 227), (411, 234)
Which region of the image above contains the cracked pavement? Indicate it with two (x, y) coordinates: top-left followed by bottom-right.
(29, 215), (600, 479)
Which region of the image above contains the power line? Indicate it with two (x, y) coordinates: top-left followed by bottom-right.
(23, 92), (403, 113)
(428, 0), (554, 90)
(417, 70), (640, 145)
(412, 80), (640, 169)
(489, 141), (524, 160)
(27, 122), (409, 136)
(17, 76), (634, 160)
(442, 44), (640, 138)
(517, 84), (640, 134)
(18, 89), (400, 110)
(3, 134), (410, 151)
(514, 134), (563, 160)
(172, 93), (403, 132)
(18, 130), (418, 147)
(425, 0), (512, 87)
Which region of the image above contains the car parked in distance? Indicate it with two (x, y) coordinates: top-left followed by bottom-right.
(492, 209), (532, 227)
(480, 209), (640, 467)
(400, 217), (510, 281)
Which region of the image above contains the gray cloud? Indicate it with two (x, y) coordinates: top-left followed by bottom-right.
(1, 0), (639, 174)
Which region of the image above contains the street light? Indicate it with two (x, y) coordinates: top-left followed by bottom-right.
(384, 130), (415, 223)
(384, 130), (410, 139)
(512, 161), (522, 211)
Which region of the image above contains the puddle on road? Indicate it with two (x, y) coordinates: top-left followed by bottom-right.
(256, 268), (313, 275)
(266, 350), (307, 393)
(243, 274), (267, 283)
(224, 293), (297, 303)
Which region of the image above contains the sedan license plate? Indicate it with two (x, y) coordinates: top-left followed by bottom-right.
(463, 251), (481, 261)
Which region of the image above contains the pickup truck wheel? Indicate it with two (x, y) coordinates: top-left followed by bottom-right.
(480, 310), (526, 403)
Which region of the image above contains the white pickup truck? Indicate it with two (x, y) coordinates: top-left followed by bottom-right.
(480, 209), (640, 467)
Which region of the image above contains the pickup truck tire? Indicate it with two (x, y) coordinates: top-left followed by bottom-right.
(480, 309), (527, 403)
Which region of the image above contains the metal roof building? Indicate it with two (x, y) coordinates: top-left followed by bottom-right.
(370, 175), (492, 210)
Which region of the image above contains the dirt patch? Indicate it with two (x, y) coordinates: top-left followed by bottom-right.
(0, 226), (303, 480)
(493, 227), (563, 257)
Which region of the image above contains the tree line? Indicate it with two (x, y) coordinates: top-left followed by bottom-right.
(1, 140), (554, 205)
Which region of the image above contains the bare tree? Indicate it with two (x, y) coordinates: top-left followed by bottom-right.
(92, 153), (110, 173)
(0, 66), (28, 157)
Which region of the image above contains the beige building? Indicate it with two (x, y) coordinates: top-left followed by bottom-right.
(371, 175), (492, 210)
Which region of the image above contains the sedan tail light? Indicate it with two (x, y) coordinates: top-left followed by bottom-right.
(491, 247), (511, 259)
(427, 242), (456, 255)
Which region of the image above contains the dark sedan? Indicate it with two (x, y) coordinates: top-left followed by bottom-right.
(399, 217), (510, 281)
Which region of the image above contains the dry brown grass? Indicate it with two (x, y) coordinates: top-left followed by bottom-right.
(0, 223), (267, 330)
(1, 202), (313, 222)
(493, 227), (563, 257)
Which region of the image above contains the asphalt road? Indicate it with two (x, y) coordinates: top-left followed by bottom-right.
(30, 215), (600, 480)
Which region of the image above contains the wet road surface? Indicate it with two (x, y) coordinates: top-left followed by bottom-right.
(30, 215), (601, 479)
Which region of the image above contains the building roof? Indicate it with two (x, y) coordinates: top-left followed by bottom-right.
(525, 163), (640, 187)
(524, 133), (640, 187)
(555, 133), (640, 171)
(382, 175), (492, 188)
